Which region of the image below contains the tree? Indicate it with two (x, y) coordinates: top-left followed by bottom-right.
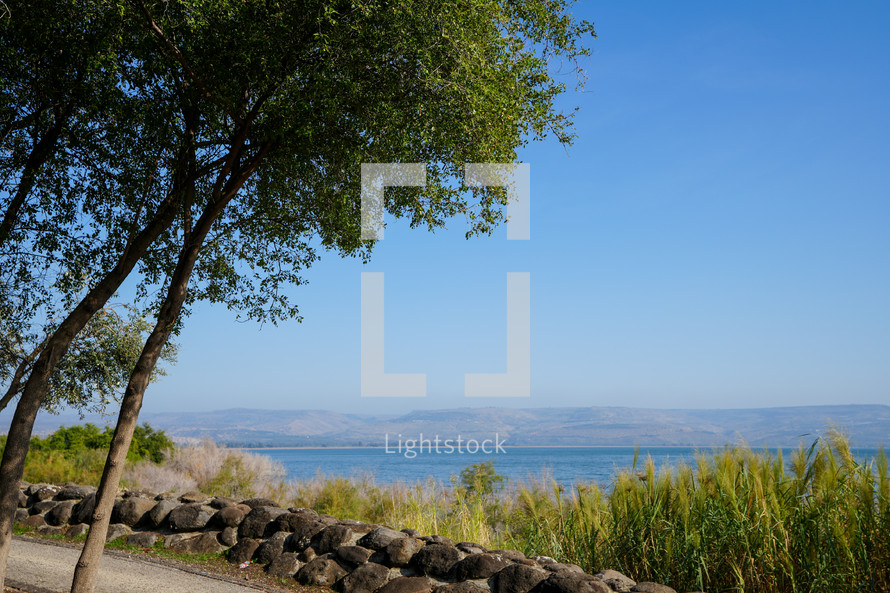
(0, 2), (197, 582)
(0, 305), (178, 415)
(0, 1), (595, 589)
(459, 460), (506, 500)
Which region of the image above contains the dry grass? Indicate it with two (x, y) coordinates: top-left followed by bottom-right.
(125, 439), (286, 498)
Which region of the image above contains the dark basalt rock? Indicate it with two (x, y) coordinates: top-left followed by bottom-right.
(167, 531), (227, 555)
(410, 543), (463, 578)
(105, 523), (132, 543)
(541, 563), (585, 575)
(593, 570), (635, 593)
(386, 537), (425, 567)
(266, 552), (301, 577)
(301, 547), (318, 563)
(401, 528), (421, 537)
(238, 506), (288, 539)
(30, 485), (61, 502)
(335, 562), (391, 593)
(377, 576), (433, 593)
(288, 507), (321, 517)
(490, 550), (527, 562)
(358, 526), (408, 550)
(529, 574), (611, 593)
(127, 531), (160, 548)
(11, 480), (680, 593)
(227, 538), (260, 564)
(56, 485), (95, 500)
(20, 515), (46, 529)
(314, 524), (354, 554)
(113, 497), (156, 527)
(30, 500), (57, 515)
(630, 584), (677, 593)
(66, 523), (90, 538)
(434, 583), (491, 593)
(337, 545), (375, 567)
(285, 519), (328, 552)
(276, 510), (321, 532)
(210, 496), (238, 509)
(44, 501), (76, 526)
(449, 554), (512, 581)
(123, 488), (157, 500)
(219, 526), (238, 547)
(178, 491), (211, 504)
(147, 499), (179, 528)
(38, 525), (66, 536)
(167, 503), (215, 532)
(214, 505), (246, 528)
(254, 531), (289, 564)
(490, 563), (550, 593)
(297, 556), (349, 587)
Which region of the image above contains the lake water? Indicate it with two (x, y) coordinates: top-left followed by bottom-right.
(247, 446), (883, 486)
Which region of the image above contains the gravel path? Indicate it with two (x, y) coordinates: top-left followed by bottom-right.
(7, 537), (277, 593)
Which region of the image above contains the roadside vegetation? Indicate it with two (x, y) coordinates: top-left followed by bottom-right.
(0, 423), (173, 485)
(8, 426), (889, 592)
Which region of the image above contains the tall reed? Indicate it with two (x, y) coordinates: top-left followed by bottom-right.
(508, 433), (889, 592)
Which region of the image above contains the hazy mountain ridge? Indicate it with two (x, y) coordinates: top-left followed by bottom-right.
(16, 404), (889, 447)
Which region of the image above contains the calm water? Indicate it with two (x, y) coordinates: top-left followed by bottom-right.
(247, 446), (883, 486)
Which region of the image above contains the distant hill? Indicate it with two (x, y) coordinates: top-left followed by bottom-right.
(13, 404), (889, 448)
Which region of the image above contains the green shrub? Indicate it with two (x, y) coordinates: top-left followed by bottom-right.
(0, 422), (174, 485)
(25, 422), (173, 463)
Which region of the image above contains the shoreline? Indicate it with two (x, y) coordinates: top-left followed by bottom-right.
(238, 443), (885, 451)
(241, 444), (709, 450)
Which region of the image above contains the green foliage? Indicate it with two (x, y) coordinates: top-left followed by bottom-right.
(0, 422), (172, 485)
(127, 424), (176, 464)
(201, 455), (256, 500)
(1, 0), (167, 396)
(3, 422), (173, 464)
(43, 307), (179, 415)
(458, 460), (505, 499)
(509, 435), (890, 593)
(118, 0), (595, 324)
(14, 447), (107, 485)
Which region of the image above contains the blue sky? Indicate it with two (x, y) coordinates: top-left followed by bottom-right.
(137, 2), (890, 415)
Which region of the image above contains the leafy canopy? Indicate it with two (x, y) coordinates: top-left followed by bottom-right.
(125, 0), (594, 323)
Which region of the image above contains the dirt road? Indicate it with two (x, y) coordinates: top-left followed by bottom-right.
(7, 536), (278, 593)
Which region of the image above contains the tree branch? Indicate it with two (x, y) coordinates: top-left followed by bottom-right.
(129, 0), (244, 126)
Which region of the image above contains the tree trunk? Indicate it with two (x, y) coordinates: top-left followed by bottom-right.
(69, 286), (185, 593)
(69, 240), (200, 593)
(68, 149), (264, 592)
(0, 191), (182, 590)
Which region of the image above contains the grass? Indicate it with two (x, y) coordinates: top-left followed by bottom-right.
(275, 434), (890, 593)
(16, 430), (889, 592)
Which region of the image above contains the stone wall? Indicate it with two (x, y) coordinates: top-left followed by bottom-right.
(14, 482), (689, 593)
